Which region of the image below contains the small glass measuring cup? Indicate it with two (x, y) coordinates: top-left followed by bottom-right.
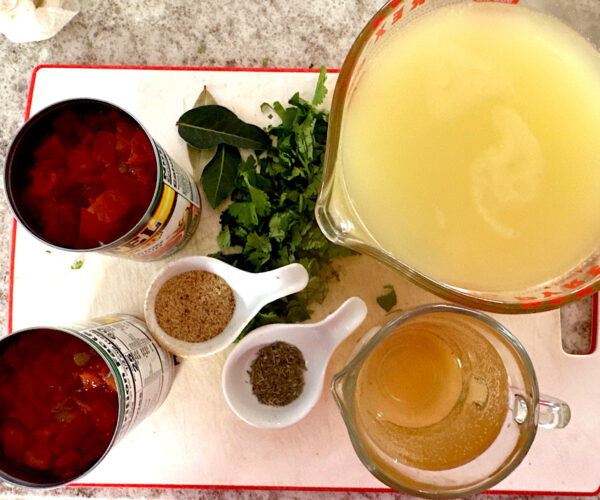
(332, 303), (570, 498)
(315, 0), (600, 313)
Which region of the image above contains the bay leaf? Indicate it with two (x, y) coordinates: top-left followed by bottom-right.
(201, 144), (241, 208)
(188, 86), (218, 183)
(177, 105), (270, 150)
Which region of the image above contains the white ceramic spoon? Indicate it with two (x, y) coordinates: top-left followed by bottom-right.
(144, 256), (309, 357)
(222, 296), (368, 428)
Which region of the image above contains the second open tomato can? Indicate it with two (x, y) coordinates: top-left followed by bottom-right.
(0, 314), (175, 488)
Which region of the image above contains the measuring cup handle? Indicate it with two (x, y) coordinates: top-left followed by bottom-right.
(537, 394), (571, 429)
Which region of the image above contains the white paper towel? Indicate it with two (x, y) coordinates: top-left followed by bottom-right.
(0, 0), (79, 43)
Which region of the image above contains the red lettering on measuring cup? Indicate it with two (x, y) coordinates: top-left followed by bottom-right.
(411, 0), (425, 9)
(473, 0), (520, 4)
(564, 279), (586, 289)
(587, 265), (600, 277)
(393, 7), (404, 24)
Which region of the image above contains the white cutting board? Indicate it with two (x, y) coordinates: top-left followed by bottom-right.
(8, 66), (600, 494)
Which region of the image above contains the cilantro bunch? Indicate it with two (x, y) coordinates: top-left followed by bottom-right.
(213, 70), (352, 334)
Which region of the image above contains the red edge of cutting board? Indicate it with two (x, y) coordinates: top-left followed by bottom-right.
(6, 63), (600, 496)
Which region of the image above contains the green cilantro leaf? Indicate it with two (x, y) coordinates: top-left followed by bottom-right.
(312, 66), (328, 106)
(377, 285), (397, 312)
(217, 226), (231, 249)
(71, 257), (84, 270)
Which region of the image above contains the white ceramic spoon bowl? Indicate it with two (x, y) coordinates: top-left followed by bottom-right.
(144, 256), (309, 357)
(222, 297), (368, 428)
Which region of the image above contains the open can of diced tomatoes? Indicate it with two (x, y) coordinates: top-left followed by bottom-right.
(0, 314), (174, 488)
(4, 98), (201, 261)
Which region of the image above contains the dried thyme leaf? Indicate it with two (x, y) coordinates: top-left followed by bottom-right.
(248, 341), (306, 406)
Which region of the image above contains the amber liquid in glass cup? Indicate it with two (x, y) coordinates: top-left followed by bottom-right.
(332, 304), (570, 498)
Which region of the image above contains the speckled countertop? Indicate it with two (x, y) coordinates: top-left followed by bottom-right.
(0, 1), (598, 499)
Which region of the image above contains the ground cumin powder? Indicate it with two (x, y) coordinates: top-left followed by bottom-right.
(154, 270), (236, 342)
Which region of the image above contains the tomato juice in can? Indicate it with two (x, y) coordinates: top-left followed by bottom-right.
(4, 98), (201, 261)
(0, 314), (174, 488)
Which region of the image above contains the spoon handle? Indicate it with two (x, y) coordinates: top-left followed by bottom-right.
(318, 297), (368, 354)
(254, 263), (309, 305)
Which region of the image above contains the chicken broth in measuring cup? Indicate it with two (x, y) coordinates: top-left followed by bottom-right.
(354, 312), (509, 471)
(340, 2), (600, 292)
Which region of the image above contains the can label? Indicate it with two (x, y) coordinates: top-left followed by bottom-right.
(69, 315), (175, 440)
(105, 143), (201, 261)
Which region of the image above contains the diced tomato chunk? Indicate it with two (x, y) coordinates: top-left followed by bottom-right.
(105, 375), (116, 393)
(88, 357), (110, 378)
(66, 146), (97, 174)
(79, 371), (103, 391)
(116, 120), (135, 140)
(92, 131), (116, 166)
(127, 130), (154, 165)
(78, 207), (116, 245)
(80, 131), (96, 151)
(90, 398), (118, 434)
(87, 189), (132, 225)
(0, 420), (27, 462)
(27, 160), (66, 198)
(54, 410), (92, 450)
(51, 109), (78, 136)
(53, 450), (81, 469)
(40, 199), (80, 248)
(33, 134), (67, 163)
(23, 446), (53, 471)
(115, 120), (135, 159)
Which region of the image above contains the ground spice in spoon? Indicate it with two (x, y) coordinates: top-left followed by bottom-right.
(154, 270), (235, 342)
(248, 341), (307, 406)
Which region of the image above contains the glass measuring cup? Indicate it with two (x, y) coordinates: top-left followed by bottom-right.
(315, 0), (600, 313)
(332, 304), (570, 498)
